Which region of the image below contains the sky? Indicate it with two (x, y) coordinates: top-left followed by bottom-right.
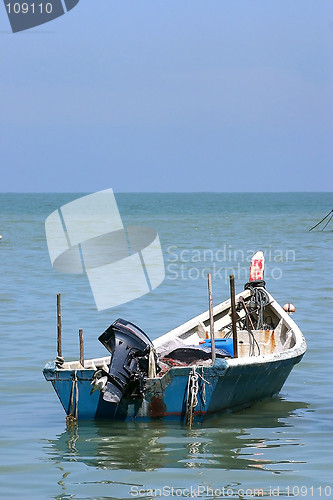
(0, 0), (332, 192)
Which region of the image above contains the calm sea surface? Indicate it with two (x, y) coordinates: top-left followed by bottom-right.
(0, 192), (332, 500)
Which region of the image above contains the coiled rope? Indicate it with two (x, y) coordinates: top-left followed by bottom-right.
(244, 280), (270, 330)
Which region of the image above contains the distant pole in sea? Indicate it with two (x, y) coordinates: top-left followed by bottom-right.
(309, 209), (333, 232)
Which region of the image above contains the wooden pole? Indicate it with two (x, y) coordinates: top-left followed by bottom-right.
(79, 328), (84, 367)
(57, 293), (62, 358)
(229, 274), (238, 358)
(208, 273), (216, 364)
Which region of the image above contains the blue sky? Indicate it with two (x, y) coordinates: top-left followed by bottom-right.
(1, 0), (332, 192)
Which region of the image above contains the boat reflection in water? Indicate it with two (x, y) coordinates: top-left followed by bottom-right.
(45, 396), (309, 473)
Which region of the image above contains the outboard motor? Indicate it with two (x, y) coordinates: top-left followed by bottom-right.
(98, 318), (155, 403)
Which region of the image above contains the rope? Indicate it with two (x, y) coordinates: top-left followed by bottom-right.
(248, 329), (261, 356)
(74, 371), (79, 420)
(199, 367), (210, 406)
(69, 378), (75, 415)
(55, 355), (65, 368)
(244, 281), (269, 330)
(67, 370), (78, 422)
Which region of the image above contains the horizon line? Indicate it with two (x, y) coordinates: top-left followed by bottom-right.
(0, 190), (332, 195)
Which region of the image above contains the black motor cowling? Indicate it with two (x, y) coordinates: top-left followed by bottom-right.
(98, 318), (154, 403)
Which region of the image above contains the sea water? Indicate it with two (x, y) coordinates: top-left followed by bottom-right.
(0, 192), (332, 499)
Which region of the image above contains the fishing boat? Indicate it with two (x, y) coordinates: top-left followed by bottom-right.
(43, 252), (306, 424)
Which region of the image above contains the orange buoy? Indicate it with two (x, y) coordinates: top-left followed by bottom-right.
(283, 303), (295, 313)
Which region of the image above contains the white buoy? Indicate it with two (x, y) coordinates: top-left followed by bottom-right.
(283, 303), (296, 314)
(0, 234), (2, 240)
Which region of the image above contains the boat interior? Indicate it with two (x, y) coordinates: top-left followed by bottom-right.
(59, 288), (297, 374)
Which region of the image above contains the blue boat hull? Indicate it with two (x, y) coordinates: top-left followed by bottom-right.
(43, 354), (303, 422)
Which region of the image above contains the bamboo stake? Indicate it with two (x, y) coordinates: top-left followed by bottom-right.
(57, 293), (62, 358)
(229, 274), (238, 358)
(79, 328), (84, 368)
(208, 273), (216, 364)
